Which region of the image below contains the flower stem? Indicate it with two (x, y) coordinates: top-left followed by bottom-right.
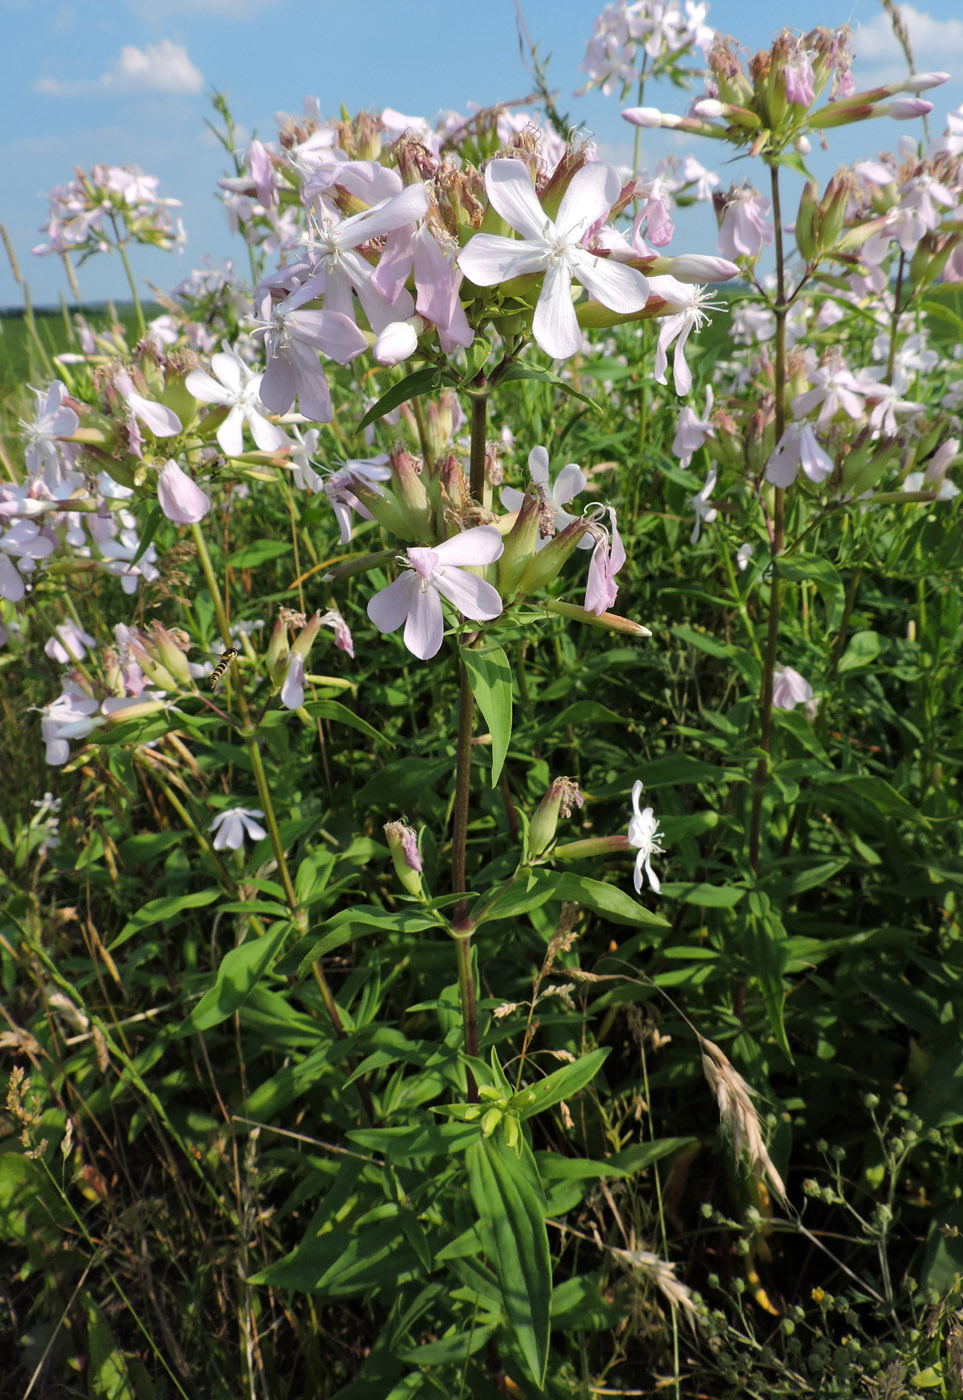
(748, 164), (788, 877)
(116, 236), (146, 341)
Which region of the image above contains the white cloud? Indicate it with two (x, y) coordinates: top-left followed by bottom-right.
(35, 39), (204, 98)
(853, 5), (963, 72)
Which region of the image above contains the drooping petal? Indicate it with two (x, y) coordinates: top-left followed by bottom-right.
(553, 462), (587, 505)
(217, 406), (245, 459)
(403, 581), (445, 660)
(157, 460), (210, 524)
(533, 258), (581, 360)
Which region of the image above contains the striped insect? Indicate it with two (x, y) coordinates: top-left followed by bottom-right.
(209, 648), (238, 692)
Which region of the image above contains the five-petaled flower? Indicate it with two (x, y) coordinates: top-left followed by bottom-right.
(367, 526), (504, 661)
(628, 781), (663, 895)
(458, 158), (649, 361)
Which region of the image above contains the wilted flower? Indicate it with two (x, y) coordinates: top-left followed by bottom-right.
(584, 506), (626, 615)
(156, 460), (211, 525)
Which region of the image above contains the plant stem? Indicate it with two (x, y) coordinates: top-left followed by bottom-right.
(748, 163), (788, 877)
(116, 236), (146, 341)
(189, 521), (374, 1119)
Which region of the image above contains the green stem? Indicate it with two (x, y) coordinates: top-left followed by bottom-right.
(468, 384), (488, 504)
(451, 655), (475, 926)
(885, 252), (905, 388)
(748, 163), (788, 878)
(116, 237), (146, 341)
(189, 523), (374, 1119)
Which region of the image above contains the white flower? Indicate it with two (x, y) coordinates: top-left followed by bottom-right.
(765, 422), (833, 488)
(501, 444), (593, 550)
(648, 277), (721, 396)
(209, 807), (267, 851)
(690, 466), (718, 543)
(458, 158), (649, 361)
(186, 344), (287, 457)
(629, 781), (663, 895)
(156, 460), (211, 525)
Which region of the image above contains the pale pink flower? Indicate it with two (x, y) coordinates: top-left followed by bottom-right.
(717, 187), (773, 263)
(458, 159), (649, 360)
(903, 437), (960, 499)
(323, 457), (392, 543)
(22, 381), (79, 484)
(113, 369), (182, 440)
(45, 622), (96, 665)
(41, 680), (103, 766)
(765, 422), (833, 488)
(367, 526), (504, 661)
(412, 224), (474, 352)
(584, 506), (625, 615)
(648, 277), (720, 396)
(373, 318), (421, 366)
(792, 362), (867, 428)
(251, 281), (367, 422)
(672, 385), (714, 468)
(281, 652), (306, 709)
(501, 445), (593, 550)
(690, 467), (717, 542)
(157, 460), (211, 525)
(772, 665), (813, 711)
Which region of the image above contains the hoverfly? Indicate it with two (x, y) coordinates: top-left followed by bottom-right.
(209, 648), (238, 691)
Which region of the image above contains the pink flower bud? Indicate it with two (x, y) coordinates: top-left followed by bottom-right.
(373, 317), (422, 366)
(881, 98), (933, 120)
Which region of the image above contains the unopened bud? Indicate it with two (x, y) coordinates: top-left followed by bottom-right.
(543, 600), (651, 636)
(373, 317), (421, 366)
(795, 181), (819, 262)
(384, 820), (425, 898)
(498, 487), (543, 596)
(880, 97), (933, 120)
(526, 777), (584, 863)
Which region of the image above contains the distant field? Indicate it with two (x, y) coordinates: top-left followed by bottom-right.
(0, 303), (161, 398)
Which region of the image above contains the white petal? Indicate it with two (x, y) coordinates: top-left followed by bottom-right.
(484, 159), (549, 240)
(458, 233), (546, 286)
(533, 260), (581, 360)
(367, 571), (417, 635)
(404, 583), (444, 660)
(210, 351), (243, 395)
(555, 163), (622, 240)
(433, 525), (504, 567)
(527, 445), (551, 490)
(186, 369), (230, 406)
(572, 249), (649, 313)
(553, 462), (586, 505)
(433, 569), (503, 623)
(217, 406), (245, 458)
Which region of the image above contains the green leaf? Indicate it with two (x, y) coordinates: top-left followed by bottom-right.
(85, 1298), (136, 1400)
(466, 1135), (550, 1387)
(302, 698), (391, 745)
(544, 870), (669, 927)
(517, 1047), (609, 1119)
(775, 554), (845, 631)
(226, 539), (291, 568)
(108, 889), (221, 952)
(659, 881), (744, 907)
(180, 919), (292, 1034)
(357, 367), (448, 432)
(129, 505), (162, 570)
(495, 360), (601, 412)
(836, 629), (882, 673)
(461, 643), (512, 785)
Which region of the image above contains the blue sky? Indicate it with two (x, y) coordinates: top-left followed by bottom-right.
(2, 0), (963, 309)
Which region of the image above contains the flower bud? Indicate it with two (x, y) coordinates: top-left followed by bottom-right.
(384, 820), (425, 898)
(654, 253), (740, 283)
(526, 777), (584, 863)
(265, 616), (290, 687)
(373, 317), (421, 366)
(542, 600), (651, 636)
(290, 609), (322, 660)
(879, 97), (933, 120)
(517, 517), (591, 595)
(497, 487), (543, 596)
(388, 447), (432, 537)
(146, 621), (192, 688)
(795, 181), (819, 262)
